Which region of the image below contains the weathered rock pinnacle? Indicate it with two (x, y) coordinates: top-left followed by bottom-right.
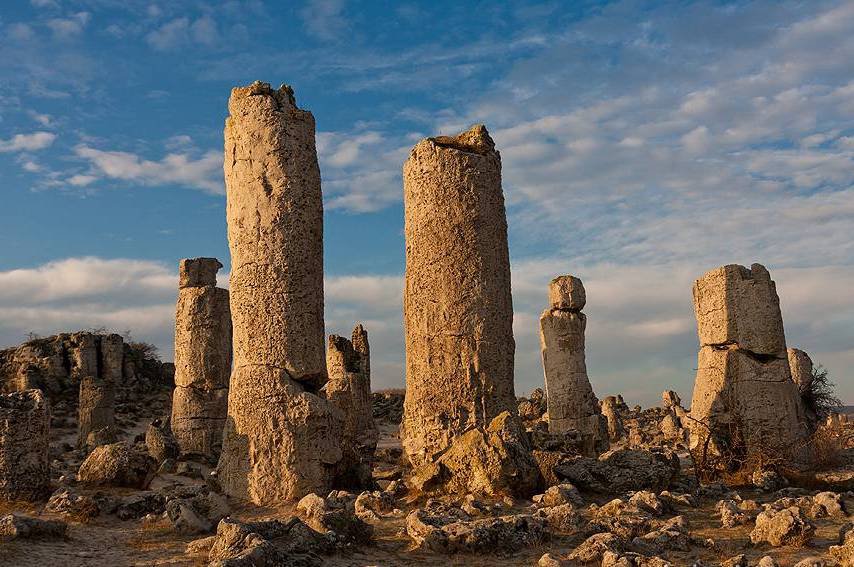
(324, 324), (379, 489)
(687, 264), (811, 468)
(401, 124), (531, 486)
(77, 333), (122, 448)
(539, 275), (608, 456)
(0, 390), (49, 501)
(171, 258), (232, 459)
(217, 81), (342, 504)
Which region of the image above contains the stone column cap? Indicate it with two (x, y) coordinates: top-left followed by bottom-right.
(179, 258), (223, 289)
(549, 275), (586, 311)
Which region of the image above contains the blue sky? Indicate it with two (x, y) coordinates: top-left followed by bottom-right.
(1, 0), (852, 406)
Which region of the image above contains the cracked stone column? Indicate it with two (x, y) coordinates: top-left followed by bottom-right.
(0, 390), (49, 501)
(171, 258), (232, 459)
(77, 333), (122, 448)
(218, 81), (342, 504)
(324, 324), (378, 489)
(401, 124), (521, 467)
(687, 264), (811, 466)
(539, 275), (608, 456)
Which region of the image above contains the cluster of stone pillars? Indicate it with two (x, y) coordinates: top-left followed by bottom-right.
(4, 81), (823, 507)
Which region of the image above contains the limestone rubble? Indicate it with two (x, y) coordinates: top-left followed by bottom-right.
(539, 275), (608, 456)
(217, 81), (342, 504)
(171, 257), (232, 459)
(687, 264), (811, 468)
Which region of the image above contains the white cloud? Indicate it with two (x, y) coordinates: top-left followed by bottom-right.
(146, 18), (190, 51)
(74, 145), (223, 193)
(300, 0), (348, 41)
(146, 15), (221, 51)
(46, 12), (90, 38)
(316, 129), (406, 212)
(0, 131), (56, 152)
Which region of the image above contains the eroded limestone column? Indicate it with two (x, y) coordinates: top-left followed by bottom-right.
(77, 333), (122, 448)
(171, 258), (232, 459)
(401, 125), (519, 466)
(540, 275), (608, 456)
(324, 324), (378, 488)
(218, 81), (342, 504)
(687, 264), (810, 466)
(0, 389), (49, 501)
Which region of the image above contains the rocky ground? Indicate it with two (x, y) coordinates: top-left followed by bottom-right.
(2, 388), (854, 567)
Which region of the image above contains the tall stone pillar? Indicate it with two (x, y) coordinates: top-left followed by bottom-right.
(77, 333), (122, 448)
(218, 81), (342, 504)
(401, 124), (520, 466)
(171, 258), (232, 459)
(687, 264), (811, 468)
(539, 275), (608, 456)
(0, 390), (49, 501)
(324, 324), (378, 488)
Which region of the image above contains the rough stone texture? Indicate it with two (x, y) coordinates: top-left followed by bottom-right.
(218, 81), (342, 504)
(601, 396), (626, 442)
(146, 418), (180, 464)
(179, 257), (222, 289)
(548, 275), (586, 311)
(687, 264), (811, 467)
(692, 263), (786, 355)
(409, 411), (540, 497)
(554, 448), (680, 493)
(77, 442), (157, 489)
(0, 331), (172, 402)
(540, 275), (608, 456)
(750, 505), (815, 546)
(689, 345), (809, 460)
(77, 333), (122, 448)
(0, 389), (49, 501)
(0, 513), (67, 539)
(788, 347), (814, 394)
(401, 124), (520, 469)
(324, 325), (378, 489)
(171, 257), (232, 459)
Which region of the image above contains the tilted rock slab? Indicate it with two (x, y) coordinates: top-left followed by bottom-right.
(787, 348), (813, 394)
(687, 264), (811, 466)
(171, 258), (232, 459)
(324, 324), (379, 489)
(0, 390), (49, 501)
(77, 333), (122, 448)
(539, 275), (608, 456)
(401, 124), (520, 468)
(218, 81), (342, 504)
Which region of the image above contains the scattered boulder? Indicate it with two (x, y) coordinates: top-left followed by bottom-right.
(405, 500), (546, 554)
(555, 448), (679, 493)
(206, 516), (331, 566)
(409, 411), (540, 498)
(0, 513), (66, 539)
(567, 532), (626, 564)
(44, 488), (99, 521)
(116, 491), (166, 520)
(750, 506), (815, 547)
(166, 488), (230, 535)
(77, 442), (157, 489)
(145, 418), (179, 464)
(295, 492), (372, 545)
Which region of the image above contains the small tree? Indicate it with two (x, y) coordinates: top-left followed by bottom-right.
(803, 364), (842, 422)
